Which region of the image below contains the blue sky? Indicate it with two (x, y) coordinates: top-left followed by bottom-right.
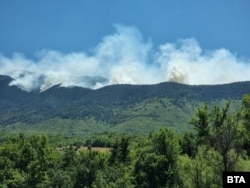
(0, 0), (249, 57)
(0, 0), (250, 91)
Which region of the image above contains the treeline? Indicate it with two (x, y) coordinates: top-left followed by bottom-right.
(1, 95), (250, 187)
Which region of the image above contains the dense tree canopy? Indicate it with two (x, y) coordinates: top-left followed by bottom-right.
(0, 95), (250, 187)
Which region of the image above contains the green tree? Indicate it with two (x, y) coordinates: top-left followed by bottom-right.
(0, 134), (58, 187)
(242, 94), (250, 131)
(109, 136), (130, 164)
(189, 104), (210, 146)
(48, 169), (73, 188)
(134, 128), (180, 188)
(190, 102), (243, 172)
(242, 94), (250, 155)
(178, 146), (222, 188)
(179, 132), (197, 157)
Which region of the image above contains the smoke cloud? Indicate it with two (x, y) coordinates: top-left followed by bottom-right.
(0, 24), (250, 92)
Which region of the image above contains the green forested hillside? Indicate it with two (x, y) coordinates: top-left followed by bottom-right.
(1, 74), (250, 187)
(0, 75), (250, 135)
(1, 95), (250, 187)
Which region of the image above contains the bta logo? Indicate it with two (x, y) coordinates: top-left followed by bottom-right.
(227, 176), (245, 183)
(223, 172), (250, 188)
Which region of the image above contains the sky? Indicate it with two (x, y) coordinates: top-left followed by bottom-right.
(0, 0), (250, 91)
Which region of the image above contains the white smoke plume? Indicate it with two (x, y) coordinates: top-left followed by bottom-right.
(0, 24), (250, 92)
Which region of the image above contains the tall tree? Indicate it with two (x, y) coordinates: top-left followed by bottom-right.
(190, 102), (243, 172)
(0, 134), (57, 187)
(134, 128), (180, 188)
(189, 104), (211, 146)
(242, 94), (250, 155)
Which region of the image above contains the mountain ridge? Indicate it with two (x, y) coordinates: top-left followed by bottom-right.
(1, 74), (250, 135)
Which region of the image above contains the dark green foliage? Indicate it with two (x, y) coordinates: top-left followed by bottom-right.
(134, 129), (180, 188)
(109, 136), (130, 164)
(242, 95), (250, 155)
(179, 131), (197, 157)
(1, 74), (250, 135)
(242, 94), (250, 131)
(189, 104), (210, 145)
(189, 101), (244, 172)
(0, 134), (56, 187)
(1, 75), (250, 187)
(49, 169), (73, 188)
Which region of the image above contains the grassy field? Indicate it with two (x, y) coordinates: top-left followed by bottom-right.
(56, 146), (111, 153)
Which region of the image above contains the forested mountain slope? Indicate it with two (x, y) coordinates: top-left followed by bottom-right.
(1, 75), (250, 135)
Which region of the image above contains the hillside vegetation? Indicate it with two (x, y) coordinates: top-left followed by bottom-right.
(1, 75), (250, 135)
(1, 95), (250, 187)
(1, 74), (250, 187)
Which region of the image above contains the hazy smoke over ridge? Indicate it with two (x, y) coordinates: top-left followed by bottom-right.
(0, 24), (250, 92)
